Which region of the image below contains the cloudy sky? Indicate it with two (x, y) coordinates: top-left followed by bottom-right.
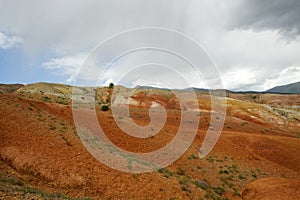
(0, 0), (299, 91)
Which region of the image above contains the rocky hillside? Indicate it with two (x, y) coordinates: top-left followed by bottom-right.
(0, 84), (23, 93)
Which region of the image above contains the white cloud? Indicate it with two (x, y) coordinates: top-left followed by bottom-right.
(42, 53), (88, 83)
(263, 66), (300, 90)
(221, 69), (257, 90)
(0, 32), (23, 49)
(203, 29), (300, 90)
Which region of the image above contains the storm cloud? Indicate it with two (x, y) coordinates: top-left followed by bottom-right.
(228, 0), (300, 39)
(0, 0), (299, 91)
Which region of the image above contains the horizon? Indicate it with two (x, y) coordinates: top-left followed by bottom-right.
(1, 80), (299, 93)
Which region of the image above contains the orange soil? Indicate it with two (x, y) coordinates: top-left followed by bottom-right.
(0, 92), (299, 199)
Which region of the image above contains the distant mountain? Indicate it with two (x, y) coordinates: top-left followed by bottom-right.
(266, 82), (300, 94)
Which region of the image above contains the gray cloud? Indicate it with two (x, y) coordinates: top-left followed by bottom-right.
(228, 0), (300, 39)
(1, 0), (300, 91)
(0, 0), (187, 53)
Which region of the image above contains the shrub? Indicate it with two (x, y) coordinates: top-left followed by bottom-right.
(232, 188), (241, 196)
(176, 168), (185, 176)
(238, 174), (246, 179)
(56, 99), (68, 105)
(158, 168), (173, 178)
(109, 82), (114, 88)
(213, 186), (226, 196)
(42, 96), (50, 102)
(220, 176), (233, 188)
(231, 164), (239, 172)
(101, 105), (109, 111)
(188, 153), (198, 160)
(207, 156), (216, 163)
(181, 184), (191, 192)
(219, 169), (229, 174)
(49, 125), (56, 130)
(193, 179), (209, 190)
(178, 175), (190, 185)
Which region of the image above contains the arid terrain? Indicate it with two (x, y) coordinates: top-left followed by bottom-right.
(0, 82), (299, 200)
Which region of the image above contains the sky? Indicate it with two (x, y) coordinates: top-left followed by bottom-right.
(0, 0), (299, 91)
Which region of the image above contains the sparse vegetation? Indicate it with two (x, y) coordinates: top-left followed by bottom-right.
(219, 169), (229, 174)
(238, 174), (246, 179)
(56, 97), (68, 105)
(232, 188), (241, 197)
(176, 167), (185, 176)
(158, 168), (173, 178)
(188, 153), (198, 160)
(213, 186), (226, 196)
(60, 134), (72, 146)
(1, 82), (299, 199)
(178, 175), (190, 185)
(207, 156), (216, 163)
(0, 173), (92, 200)
(49, 124), (56, 130)
(193, 179), (208, 190)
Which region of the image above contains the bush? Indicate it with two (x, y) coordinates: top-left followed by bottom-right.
(181, 184), (191, 192)
(213, 186), (226, 196)
(42, 96), (50, 102)
(56, 98), (68, 105)
(176, 168), (185, 176)
(188, 153), (198, 160)
(101, 105), (109, 111)
(232, 188), (241, 196)
(193, 179), (209, 190)
(158, 168), (173, 178)
(238, 174), (246, 179)
(178, 175), (190, 185)
(49, 125), (56, 130)
(109, 82), (114, 88)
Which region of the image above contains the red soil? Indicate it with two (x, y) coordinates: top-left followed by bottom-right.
(0, 92), (299, 199)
